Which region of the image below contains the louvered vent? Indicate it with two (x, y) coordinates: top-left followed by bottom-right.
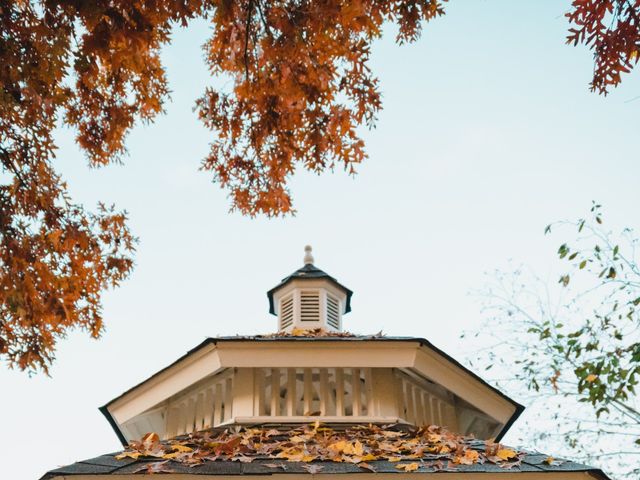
(300, 291), (320, 321)
(327, 294), (340, 329)
(280, 295), (294, 330)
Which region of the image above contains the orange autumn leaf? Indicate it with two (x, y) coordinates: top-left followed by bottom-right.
(454, 449), (480, 465)
(115, 451), (142, 460)
(496, 448), (517, 461)
(396, 462), (420, 472)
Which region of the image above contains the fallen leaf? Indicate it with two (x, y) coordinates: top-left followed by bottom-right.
(359, 462), (377, 472)
(116, 451), (142, 460)
(169, 444), (193, 453)
(454, 449), (479, 465)
(302, 464), (325, 474)
(496, 448), (517, 461)
(133, 461), (174, 474)
(396, 462), (420, 472)
(264, 463), (287, 470)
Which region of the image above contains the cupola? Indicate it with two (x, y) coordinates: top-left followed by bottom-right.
(267, 246), (353, 332)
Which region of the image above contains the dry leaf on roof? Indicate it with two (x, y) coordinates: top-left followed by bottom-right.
(302, 464), (325, 474)
(454, 449), (479, 465)
(264, 463), (287, 470)
(258, 328), (358, 338)
(359, 462), (377, 472)
(396, 462), (420, 472)
(132, 461), (174, 474)
(496, 448), (517, 461)
(114, 423), (522, 474)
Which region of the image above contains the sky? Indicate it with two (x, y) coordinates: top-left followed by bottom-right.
(2, 1), (640, 479)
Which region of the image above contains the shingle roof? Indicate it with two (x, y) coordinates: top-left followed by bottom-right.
(41, 452), (609, 479)
(41, 424), (611, 480)
(266, 263), (354, 314)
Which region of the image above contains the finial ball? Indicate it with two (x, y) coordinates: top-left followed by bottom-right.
(303, 245), (314, 265)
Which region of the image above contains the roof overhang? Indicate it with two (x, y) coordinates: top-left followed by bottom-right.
(101, 337), (523, 446)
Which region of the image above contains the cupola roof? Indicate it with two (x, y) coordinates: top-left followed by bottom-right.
(267, 246), (353, 315)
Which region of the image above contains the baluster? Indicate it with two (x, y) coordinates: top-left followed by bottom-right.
(363, 368), (373, 415)
(166, 406), (178, 439)
(176, 402), (186, 435)
(405, 383), (415, 424)
(224, 377), (233, 422)
(203, 388), (214, 428)
(214, 383), (223, 425)
(431, 397), (441, 425)
(336, 368), (345, 415)
(270, 368), (279, 416)
(184, 398), (195, 433)
(303, 368), (312, 414)
(195, 392), (205, 431)
(422, 392), (432, 425)
(352, 368), (361, 416)
(319, 369), (329, 415)
(287, 368), (296, 416)
(255, 368), (265, 415)
(412, 386), (423, 426)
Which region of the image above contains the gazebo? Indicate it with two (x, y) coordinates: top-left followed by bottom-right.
(42, 247), (609, 480)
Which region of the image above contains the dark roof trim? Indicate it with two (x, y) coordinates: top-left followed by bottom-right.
(99, 405), (128, 447)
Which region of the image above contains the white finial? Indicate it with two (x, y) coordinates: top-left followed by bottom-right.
(303, 245), (314, 265)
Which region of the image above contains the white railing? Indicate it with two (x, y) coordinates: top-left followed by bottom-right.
(164, 368), (234, 438)
(253, 367), (373, 417)
(394, 370), (458, 430)
(140, 367), (460, 441)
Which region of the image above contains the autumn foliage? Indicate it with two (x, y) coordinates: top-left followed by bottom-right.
(1, 1), (639, 373)
(567, 0), (640, 94)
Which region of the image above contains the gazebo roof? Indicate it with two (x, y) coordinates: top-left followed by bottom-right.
(41, 423), (609, 480)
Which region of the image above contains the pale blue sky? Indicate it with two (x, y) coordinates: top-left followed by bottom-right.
(2, 2), (639, 478)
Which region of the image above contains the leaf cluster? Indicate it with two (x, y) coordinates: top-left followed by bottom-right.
(567, 0), (640, 94)
(115, 423), (521, 473)
(0, 0), (446, 373)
